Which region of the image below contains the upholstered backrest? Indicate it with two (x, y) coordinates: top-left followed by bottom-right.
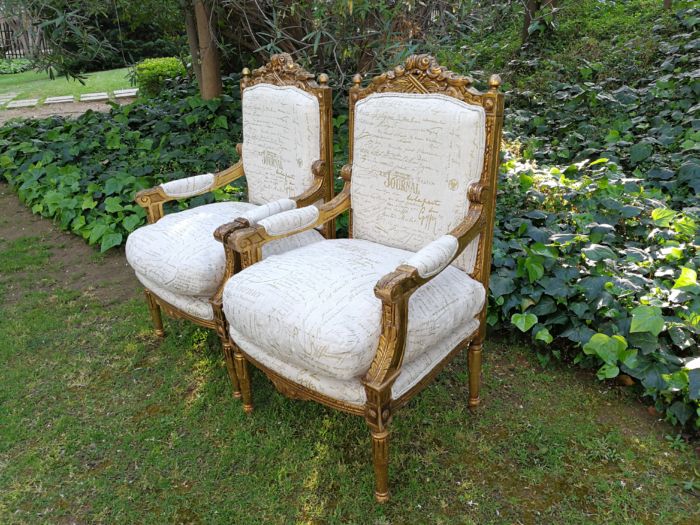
(242, 84), (321, 205)
(350, 92), (486, 272)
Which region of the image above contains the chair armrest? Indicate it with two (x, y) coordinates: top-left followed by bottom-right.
(228, 182), (351, 258)
(364, 182), (490, 388)
(293, 159), (327, 208)
(404, 235), (459, 278)
(135, 148), (245, 223)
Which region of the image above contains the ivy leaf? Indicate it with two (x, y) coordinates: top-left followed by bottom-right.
(489, 274), (516, 297)
(535, 327), (553, 344)
(651, 208), (676, 227)
(88, 223), (108, 245)
(122, 215), (141, 232)
(582, 244), (617, 261)
(100, 232), (123, 252)
(524, 256), (544, 282)
(104, 197), (124, 213)
(583, 333), (627, 366)
(214, 115), (229, 129)
(630, 305), (665, 337)
(688, 367), (700, 401)
(511, 313), (538, 332)
(597, 364), (620, 380)
(629, 143), (653, 164)
(673, 267), (698, 291)
(530, 242), (557, 258)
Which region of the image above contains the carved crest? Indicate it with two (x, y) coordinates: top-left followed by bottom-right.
(350, 54), (501, 106)
(242, 53), (323, 91)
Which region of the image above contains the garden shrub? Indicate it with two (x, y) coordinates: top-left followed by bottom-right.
(0, 59), (32, 75)
(0, 75), (243, 253)
(134, 57), (187, 97)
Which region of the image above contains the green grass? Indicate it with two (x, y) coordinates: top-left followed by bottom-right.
(0, 67), (132, 101)
(1, 213), (699, 524)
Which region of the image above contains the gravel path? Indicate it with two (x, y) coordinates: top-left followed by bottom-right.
(0, 97), (136, 125)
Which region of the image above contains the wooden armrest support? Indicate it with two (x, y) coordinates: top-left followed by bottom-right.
(293, 159), (327, 208)
(364, 181), (489, 388)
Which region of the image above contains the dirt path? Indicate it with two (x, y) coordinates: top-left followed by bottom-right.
(0, 184), (138, 305)
(0, 97), (135, 125)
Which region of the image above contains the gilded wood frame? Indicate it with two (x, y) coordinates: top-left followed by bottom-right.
(132, 53), (335, 398)
(225, 54), (504, 501)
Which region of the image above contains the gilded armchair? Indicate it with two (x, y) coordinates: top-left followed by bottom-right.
(125, 54), (334, 397)
(220, 55), (504, 501)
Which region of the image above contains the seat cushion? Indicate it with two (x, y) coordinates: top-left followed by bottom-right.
(126, 202), (323, 297)
(223, 239), (486, 382)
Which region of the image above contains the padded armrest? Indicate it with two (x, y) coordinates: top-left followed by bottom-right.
(257, 206), (320, 237)
(404, 235), (459, 278)
(159, 173), (215, 198)
(238, 198), (297, 225)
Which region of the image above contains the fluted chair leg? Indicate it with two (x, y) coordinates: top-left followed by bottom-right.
(221, 338), (242, 399)
(468, 340), (483, 409)
(371, 428), (391, 503)
(144, 289), (165, 337)
(233, 344), (253, 413)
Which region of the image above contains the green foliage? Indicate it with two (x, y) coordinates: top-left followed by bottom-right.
(0, 59), (32, 75)
(0, 76), (243, 252)
(491, 155), (699, 428)
(133, 57), (187, 97)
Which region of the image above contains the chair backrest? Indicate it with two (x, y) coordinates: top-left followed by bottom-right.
(240, 54), (333, 206)
(348, 55), (504, 282)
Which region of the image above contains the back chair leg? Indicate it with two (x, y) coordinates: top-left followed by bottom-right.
(144, 289), (165, 337)
(233, 344), (253, 413)
(370, 428), (391, 503)
(221, 338), (242, 399)
(468, 339), (483, 409)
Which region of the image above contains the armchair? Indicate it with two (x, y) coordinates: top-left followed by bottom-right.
(125, 54), (334, 397)
(221, 55), (504, 501)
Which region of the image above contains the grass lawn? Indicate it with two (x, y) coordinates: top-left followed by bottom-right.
(0, 188), (699, 524)
(0, 67), (131, 101)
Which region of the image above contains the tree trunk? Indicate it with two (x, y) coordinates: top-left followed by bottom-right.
(194, 0), (222, 100)
(663, 0), (672, 9)
(522, 0), (541, 43)
(182, 0), (203, 87)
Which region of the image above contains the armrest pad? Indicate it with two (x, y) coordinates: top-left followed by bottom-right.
(159, 173), (215, 198)
(238, 198), (296, 225)
(405, 235), (459, 278)
(257, 206), (320, 236)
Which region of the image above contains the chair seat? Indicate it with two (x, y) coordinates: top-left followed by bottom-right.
(223, 239), (486, 390)
(126, 202), (324, 297)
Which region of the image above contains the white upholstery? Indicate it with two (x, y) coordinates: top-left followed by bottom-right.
(406, 234), (459, 278)
(242, 84), (321, 205)
(159, 173), (215, 198)
(258, 205), (320, 236)
(350, 93), (485, 273)
(238, 198), (296, 225)
(223, 239), (485, 405)
(136, 272), (215, 321)
(126, 201), (324, 297)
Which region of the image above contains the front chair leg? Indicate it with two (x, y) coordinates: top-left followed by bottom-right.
(468, 340), (483, 409)
(233, 344), (253, 413)
(144, 289), (165, 337)
(370, 428), (391, 503)
(221, 338), (242, 399)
